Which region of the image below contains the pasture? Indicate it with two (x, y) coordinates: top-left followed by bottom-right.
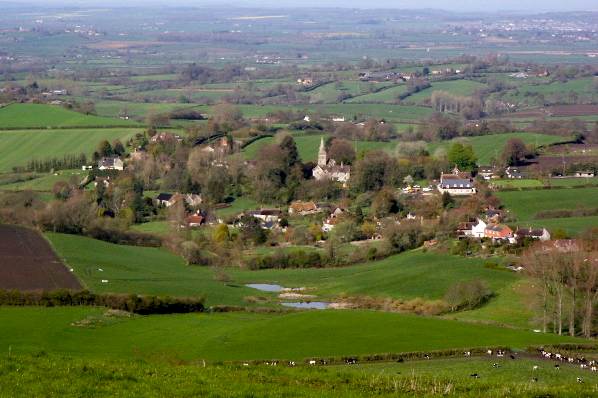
(0, 169), (85, 192)
(0, 307), (581, 362)
(496, 187), (598, 222)
(406, 79), (487, 104)
(230, 251), (518, 301)
(4, 353), (598, 398)
(430, 133), (567, 164)
(243, 133), (395, 161)
(45, 233), (253, 306)
(0, 225), (81, 291)
(0, 103), (137, 129)
(0, 128), (141, 172)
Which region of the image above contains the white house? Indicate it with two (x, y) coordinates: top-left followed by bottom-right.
(97, 157), (124, 171)
(515, 227), (551, 242)
(437, 167), (476, 196)
(471, 219), (487, 238)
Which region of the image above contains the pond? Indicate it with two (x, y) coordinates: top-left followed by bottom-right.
(245, 283), (285, 292)
(281, 302), (330, 310)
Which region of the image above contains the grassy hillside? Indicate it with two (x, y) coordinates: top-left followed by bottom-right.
(0, 128), (140, 172)
(45, 233), (253, 306)
(497, 187), (598, 222)
(406, 80), (487, 104)
(230, 250), (518, 301)
(429, 133), (567, 164)
(0, 103), (137, 129)
(0, 169), (85, 192)
(243, 133), (395, 161)
(0, 307), (581, 362)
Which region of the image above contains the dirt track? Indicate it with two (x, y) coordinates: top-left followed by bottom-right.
(0, 225), (82, 291)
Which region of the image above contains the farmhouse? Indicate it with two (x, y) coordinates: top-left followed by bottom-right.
(515, 227), (551, 242)
(456, 218), (487, 238)
(155, 193), (175, 207)
(289, 201), (320, 216)
(247, 209), (282, 224)
(484, 224), (514, 242)
(437, 167), (476, 196)
(150, 132), (182, 144)
(505, 167), (523, 179)
(185, 212), (205, 228)
(478, 166), (498, 180)
(97, 157), (124, 171)
(322, 207), (347, 232)
(312, 137), (351, 184)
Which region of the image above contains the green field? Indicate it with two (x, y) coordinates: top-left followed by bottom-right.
(492, 178), (598, 190)
(0, 169), (85, 192)
(45, 233), (253, 306)
(3, 352), (597, 398)
(0, 307), (581, 362)
(230, 250), (518, 302)
(0, 128), (141, 172)
(406, 80), (487, 104)
(0, 104), (137, 129)
(497, 187), (598, 222)
(430, 133), (567, 165)
(243, 133), (396, 161)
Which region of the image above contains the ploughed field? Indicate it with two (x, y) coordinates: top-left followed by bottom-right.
(0, 225), (81, 291)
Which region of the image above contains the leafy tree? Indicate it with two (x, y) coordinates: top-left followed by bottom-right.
(279, 135), (300, 168)
(112, 140), (126, 157)
(447, 143), (477, 171)
(328, 138), (356, 164)
(213, 224), (231, 243)
(97, 140), (113, 157)
(500, 138), (529, 166)
(239, 215), (268, 245)
(371, 188), (401, 218)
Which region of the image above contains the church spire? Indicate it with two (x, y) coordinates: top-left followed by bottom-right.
(318, 136), (327, 167)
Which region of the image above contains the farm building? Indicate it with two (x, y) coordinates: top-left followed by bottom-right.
(505, 167), (524, 179)
(484, 224), (514, 242)
(515, 227), (551, 242)
(98, 157), (124, 171)
(185, 212), (205, 228)
(478, 166), (498, 180)
(437, 167), (476, 196)
(289, 201), (320, 216)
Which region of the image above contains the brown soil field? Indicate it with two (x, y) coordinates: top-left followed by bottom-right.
(0, 225), (81, 291)
(548, 105), (598, 117)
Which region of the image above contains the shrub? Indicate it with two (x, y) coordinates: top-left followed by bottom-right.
(444, 279), (493, 312)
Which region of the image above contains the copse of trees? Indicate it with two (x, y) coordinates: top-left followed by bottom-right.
(20, 153), (88, 173)
(447, 143), (477, 171)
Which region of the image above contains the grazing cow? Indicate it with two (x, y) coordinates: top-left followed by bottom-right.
(424, 354), (430, 360)
(497, 350), (504, 357)
(492, 363), (500, 368)
(464, 351), (471, 357)
(397, 358), (404, 363)
(568, 357), (574, 363)
(531, 377), (538, 383)
(554, 364), (560, 370)
(533, 366), (539, 371)
(309, 360), (316, 365)
(509, 354), (516, 360)
(580, 364), (588, 369)
(288, 361), (296, 367)
(591, 366), (597, 372)
(345, 357), (357, 365)
(487, 350), (493, 356)
(577, 377), (583, 383)
(242, 363), (249, 367)
(470, 373), (479, 378)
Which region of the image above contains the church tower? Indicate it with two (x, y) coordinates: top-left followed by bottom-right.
(317, 137), (327, 167)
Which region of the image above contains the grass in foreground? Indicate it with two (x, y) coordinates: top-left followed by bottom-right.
(1, 353), (597, 398)
(0, 307), (583, 362)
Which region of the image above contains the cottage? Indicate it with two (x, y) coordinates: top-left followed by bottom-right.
(575, 171), (595, 178)
(247, 209), (282, 224)
(155, 193), (174, 207)
(437, 167), (476, 196)
(322, 207), (346, 232)
(312, 137), (351, 184)
(97, 157), (124, 171)
(515, 227), (551, 242)
(186, 212), (204, 228)
(484, 224), (514, 242)
(289, 201), (320, 216)
(456, 218), (487, 238)
(150, 132), (182, 144)
(478, 166), (498, 180)
(184, 193), (203, 207)
(505, 167), (523, 179)
(485, 209), (503, 223)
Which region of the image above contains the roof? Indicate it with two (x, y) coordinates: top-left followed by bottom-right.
(186, 214), (204, 225)
(516, 228), (546, 237)
(248, 209), (282, 216)
(485, 224), (512, 234)
(440, 178), (474, 188)
(98, 157), (122, 167)
(290, 201), (318, 213)
(156, 193), (173, 201)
